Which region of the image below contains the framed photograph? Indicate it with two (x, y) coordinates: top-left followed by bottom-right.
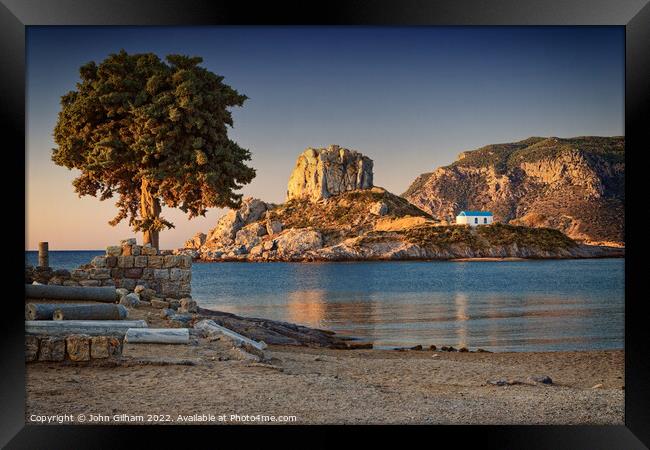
(2, 0), (649, 447)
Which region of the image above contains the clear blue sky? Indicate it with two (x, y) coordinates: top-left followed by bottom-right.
(26, 26), (624, 249)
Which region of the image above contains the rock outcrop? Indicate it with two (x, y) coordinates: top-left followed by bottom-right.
(402, 136), (625, 244)
(287, 145), (374, 202)
(205, 197), (268, 245)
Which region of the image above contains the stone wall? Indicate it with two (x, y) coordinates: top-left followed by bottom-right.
(26, 334), (122, 363)
(25, 238), (192, 299)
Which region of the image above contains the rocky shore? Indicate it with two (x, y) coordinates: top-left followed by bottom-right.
(177, 194), (623, 263)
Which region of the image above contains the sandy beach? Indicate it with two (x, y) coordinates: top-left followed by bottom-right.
(26, 337), (624, 425)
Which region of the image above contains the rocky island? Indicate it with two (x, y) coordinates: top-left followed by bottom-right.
(178, 142), (623, 262)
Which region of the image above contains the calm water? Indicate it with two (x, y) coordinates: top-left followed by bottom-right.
(26, 252), (624, 352)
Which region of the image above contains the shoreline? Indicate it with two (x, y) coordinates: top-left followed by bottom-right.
(190, 254), (625, 264)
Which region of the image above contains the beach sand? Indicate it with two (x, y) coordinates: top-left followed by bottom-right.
(25, 340), (624, 425)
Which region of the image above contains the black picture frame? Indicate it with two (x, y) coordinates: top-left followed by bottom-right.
(2, 0), (648, 447)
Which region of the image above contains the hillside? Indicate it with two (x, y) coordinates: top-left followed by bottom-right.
(402, 136), (624, 244)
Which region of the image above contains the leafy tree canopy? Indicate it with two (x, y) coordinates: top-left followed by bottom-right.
(52, 50), (255, 246)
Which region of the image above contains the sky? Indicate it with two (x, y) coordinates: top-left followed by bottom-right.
(26, 26), (624, 250)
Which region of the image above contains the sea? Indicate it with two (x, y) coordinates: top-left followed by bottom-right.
(26, 251), (624, 352)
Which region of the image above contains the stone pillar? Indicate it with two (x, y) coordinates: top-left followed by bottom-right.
(38, 242), (49, 268)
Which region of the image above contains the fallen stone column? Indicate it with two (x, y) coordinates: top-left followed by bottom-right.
(26, 303), (128, 321)
(25, 319), (147, 336)
(195, 319), (267, 351)
(25, 284), (117, 303)
(53, 304), (128, 321)
(124, 328), (189, 344)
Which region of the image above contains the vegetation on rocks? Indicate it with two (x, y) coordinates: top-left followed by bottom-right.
(475, 223), (576, 251)
(266, 189), (433, 245)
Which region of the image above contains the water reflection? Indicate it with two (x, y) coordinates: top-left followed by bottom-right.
(192, 259), (624, 352)
(287, 290), (327, 327)
(454, 293), (469, 349)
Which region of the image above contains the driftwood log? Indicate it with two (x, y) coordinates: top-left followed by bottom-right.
(26, 303), (128, 321)
(125, 328), (189, 344)
(25, 284), (117, 303)
(195, 307), (351, 348)
(25, 319), (147, 336)
(53, 304), (128, 321)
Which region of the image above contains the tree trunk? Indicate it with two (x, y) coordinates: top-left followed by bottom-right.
(140, 178), (161, 249)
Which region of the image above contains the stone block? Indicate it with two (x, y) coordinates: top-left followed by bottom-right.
(168, 299), (181, 310)
(179, 297), (197, 313)
(38, 337), (65, 361)
(53, 269), (71, 279)
(108, 337), (122, 356)
(121, 238), (137, 245)
(111, 268), (124, 278)
(71, 269), (89, 281)
(117, 256), (134, 268)
(79, 279), (101, 287)
(161, 281), (181, 298)
(140, 288), (156, 301)
(120, 278), (136, 291)
(142, 245), (158, 256)
(47, 277), (63, 285)
(90, 268), (111, 280)
(180, 269), (191, 283)
(124, 267), (143, 279)
(151, 299), (170, 309)
(147, 280), (161, 293)
(148, 256), (163, 268)
(132, 245), (141, 256)
(106, 245), (122, 257)
(66, 334), (91, 361)
(101, 279), (115, 287)
(91, 256), (107, 268)
(163, 255), (180, 268)
(26, 336), (39, 362)
(90, 336), (110, 359)
(120, 292), (140, 307)
(121, 244), (132, 256)
(179, 255), (192, 268)
(134, 256), (148, 268)
(179, 281), (192, 297)
(142, 268), (154, 280)
(106, 256), (118, 268)
(153, 269), (170, 280)
(62, 280), (79, 286)
(169, 268), (183, 281)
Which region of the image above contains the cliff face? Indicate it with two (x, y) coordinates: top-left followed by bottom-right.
(402, 136), (624, 244)
(287, 145), (374, 202)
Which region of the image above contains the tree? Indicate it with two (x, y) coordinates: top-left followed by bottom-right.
(52, 50), (255, 248)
